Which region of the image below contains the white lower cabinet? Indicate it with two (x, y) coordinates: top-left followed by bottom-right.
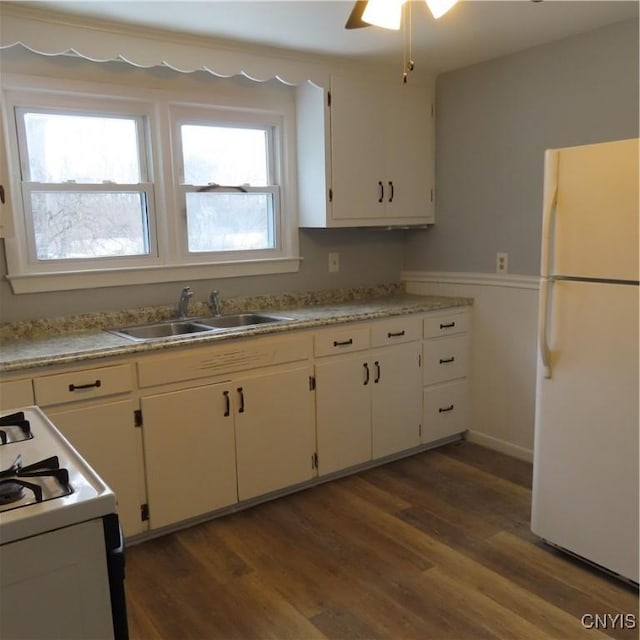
(140, 363), (316, 529)
(6, 305), (471, 537)
(371, 342), (422, 459)
(45, 399), (145, 537)
(422, 309), (471, 444)
(315, 327), (422, 475)
(315, 353), (373, 475)
(234, 364), (316, 501)
(140, 383), (238, 530)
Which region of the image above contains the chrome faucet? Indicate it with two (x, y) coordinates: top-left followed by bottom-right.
(177, 286), (193, 319)
(208, 290), (222, 317)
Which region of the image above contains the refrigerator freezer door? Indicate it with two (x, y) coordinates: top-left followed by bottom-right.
(552, 138), (639, 281)
(532, 279), (639, 582)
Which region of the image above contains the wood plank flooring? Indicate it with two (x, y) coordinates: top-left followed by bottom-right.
(124, 442), (638, 639)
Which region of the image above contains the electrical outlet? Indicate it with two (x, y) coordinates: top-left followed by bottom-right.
(328, 252), (340, 273)
(496, 252), (508, 273)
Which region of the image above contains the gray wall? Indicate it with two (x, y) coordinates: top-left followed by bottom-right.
(0, 229), (406, 321)
(404, 18), (639, 276)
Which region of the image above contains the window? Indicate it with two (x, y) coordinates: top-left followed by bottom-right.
(2, 75), (299, 293)
(174, 117), (281, 256)
(16, 109), (153, 262)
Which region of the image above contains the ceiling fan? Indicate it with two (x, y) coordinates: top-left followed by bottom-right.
(345, 0), (458, 30)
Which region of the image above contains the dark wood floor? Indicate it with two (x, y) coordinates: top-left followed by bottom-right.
(124, 441), (638, 639)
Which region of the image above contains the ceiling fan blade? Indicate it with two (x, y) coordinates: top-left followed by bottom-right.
(345, 0), (370, 29)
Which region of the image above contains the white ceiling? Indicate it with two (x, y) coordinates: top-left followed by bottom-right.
(25, 0), (639, 73)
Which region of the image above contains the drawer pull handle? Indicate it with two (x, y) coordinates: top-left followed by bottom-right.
(363, 362), (370, 386)
(374, 361), (381, 383)
(439, 357), (455, 364)
(440, 322), (456, 329)
(237, 387), (245, 414)
(378, 181), (384, 203)
(69, 380), (101, 391)
(439, 405), (455, 413)
(334, 338), (353, 347)
(388, 181), (394, 203)
(223, 390), (230, 417)
(387, 330), (405, 338)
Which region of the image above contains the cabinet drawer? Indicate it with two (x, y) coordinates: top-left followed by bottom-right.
(423, 309), (470, 338)
(423, 334), (469, 385)
(314, 325), (370, 357)
(33, 364), (133, 407)
(423, 380), (469, 443)
(370, 316), (421, 347)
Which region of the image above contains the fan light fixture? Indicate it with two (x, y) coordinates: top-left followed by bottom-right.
(362, 0), (405, 30)
(360, 0), (458, 30)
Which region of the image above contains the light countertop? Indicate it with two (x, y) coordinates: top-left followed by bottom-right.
(0, 290), (472, 374)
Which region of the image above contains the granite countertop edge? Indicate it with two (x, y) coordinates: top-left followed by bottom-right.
(0, 293), (473, 374)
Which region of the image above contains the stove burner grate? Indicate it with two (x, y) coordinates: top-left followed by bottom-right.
(0, 411), (33, 445)
(0, 454), (72, 511)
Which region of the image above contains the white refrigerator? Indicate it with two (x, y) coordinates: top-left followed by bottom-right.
(531, 138), (639, 584)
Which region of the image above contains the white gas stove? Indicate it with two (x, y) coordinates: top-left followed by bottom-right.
(0, 406), (128, 639)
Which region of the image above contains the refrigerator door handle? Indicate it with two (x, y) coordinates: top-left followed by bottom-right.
(538, 149), (559, 379)
(540, 149), (559, 279)
(538, 276), (552, 379)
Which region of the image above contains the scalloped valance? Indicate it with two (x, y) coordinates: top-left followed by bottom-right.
(0, 5), (330, 88)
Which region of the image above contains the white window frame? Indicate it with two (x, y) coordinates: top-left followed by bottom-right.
(14, 105), (157, 269)
(170, 105), (286, 263)
(1, 73), (300, 294)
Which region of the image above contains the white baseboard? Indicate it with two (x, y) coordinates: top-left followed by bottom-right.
(466, 430), (533, 463)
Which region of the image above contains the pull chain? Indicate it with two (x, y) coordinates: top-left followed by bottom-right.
(402, 1), (415, 83)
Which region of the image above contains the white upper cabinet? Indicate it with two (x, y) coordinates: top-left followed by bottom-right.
(296, 75), (435, 228)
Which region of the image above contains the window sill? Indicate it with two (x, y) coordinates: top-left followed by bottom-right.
(6, 257), (302, 294)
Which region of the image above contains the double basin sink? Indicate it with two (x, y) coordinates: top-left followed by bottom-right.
(108, 313), (293, 342)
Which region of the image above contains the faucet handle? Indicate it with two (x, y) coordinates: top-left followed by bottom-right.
(208, 290), (221, 316)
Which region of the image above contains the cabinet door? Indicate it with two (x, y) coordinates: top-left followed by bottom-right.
(386, 83), (434, 222)
(330, 75), (386, 221)
(371, 342), (422, 459)
(45, 399), (144, 537)
(234, 364), (316, 501)
(315, 354), (372, 475)
(141, 384), (237, 529)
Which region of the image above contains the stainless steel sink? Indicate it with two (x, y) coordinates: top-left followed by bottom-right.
(108, 320), (215, 341)
(108, 313), (293, 341)
(198, 313), (293, 330)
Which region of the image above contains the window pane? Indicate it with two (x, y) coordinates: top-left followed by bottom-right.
(186, 192), (274, 252)
(181, 125), (268, 185)
(23, 113), (141, 183)
(30, 192), (150, 260)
